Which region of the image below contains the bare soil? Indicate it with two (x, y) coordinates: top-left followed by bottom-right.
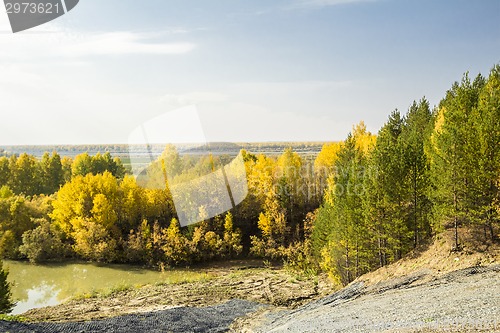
(21, 263), (334, 322)
(358, 228), (500, 286)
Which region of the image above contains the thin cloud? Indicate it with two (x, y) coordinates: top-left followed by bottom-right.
(160, 91), (229, 107)
(60, 32), (196, 57)
(289, 0), (376, 9)
(1, 10), (196, 59)
(0, 30), (196, 61)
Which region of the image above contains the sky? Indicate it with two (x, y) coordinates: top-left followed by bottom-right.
(0, 0), (499, 145)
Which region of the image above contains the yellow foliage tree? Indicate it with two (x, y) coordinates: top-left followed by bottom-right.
(120, 175), (144, 232)
(257, 212), (271, 239)
(162, 218), (190, 265)
(51, 172), (120, 235)
(91, 194), (117, 230)
(352, 121), (376, 154)
(223, 212), (243, 258)
(314, 142), (342, 173)
(72, 218), (117, 262)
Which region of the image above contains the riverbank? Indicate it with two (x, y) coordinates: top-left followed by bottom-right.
(20, 263), (335, 322)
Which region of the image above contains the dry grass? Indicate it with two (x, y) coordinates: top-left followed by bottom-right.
(357, 227), (500, 286)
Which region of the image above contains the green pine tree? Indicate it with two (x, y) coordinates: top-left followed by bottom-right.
(400, 99), (433, 247)
(469, 65), (500, 240)
(0, 260), (14, 314)
(429, 73), (485, 249)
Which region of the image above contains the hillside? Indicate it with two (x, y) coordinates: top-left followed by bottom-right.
(234, 230), (500, 332)
(357, 228), (499, 286)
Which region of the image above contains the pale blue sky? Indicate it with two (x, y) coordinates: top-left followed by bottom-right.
(0, 0), (499, 144)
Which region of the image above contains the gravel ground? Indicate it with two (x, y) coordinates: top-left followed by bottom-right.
(0, 299), (262, 333)
(247, 265), (500, 332)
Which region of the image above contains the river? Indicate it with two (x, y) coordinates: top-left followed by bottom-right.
(3, 260), (204, 315)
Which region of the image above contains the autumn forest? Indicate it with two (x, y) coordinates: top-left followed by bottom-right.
(0, 65), (499, 287)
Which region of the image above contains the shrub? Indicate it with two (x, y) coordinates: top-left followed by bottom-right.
(72, 219), (117, 262)
(125, 219), (153, 264)
(161, 218), (191, 266)
(0, 231), (18, 259)
(19, 218), (67, 263)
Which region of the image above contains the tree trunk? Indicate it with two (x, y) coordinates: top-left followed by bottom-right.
(453, 215), (459, 250)
(453, 179), (459, 250)
(345, 241), (351, 284)
(489, 221), (495, 241)
(413, 165), (419, 248)
(355, 240), (359, 278)
(377, 235), (383, 267)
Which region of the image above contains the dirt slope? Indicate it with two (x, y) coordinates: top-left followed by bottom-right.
(234, 230), (500, 332)
(241, 265), (499, 332)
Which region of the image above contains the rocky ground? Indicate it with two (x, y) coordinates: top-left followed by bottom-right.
(232, 265), (500, 333)
(0, 299), (261, 333)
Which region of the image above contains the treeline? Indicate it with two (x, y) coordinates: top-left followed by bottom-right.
(0, 151), (126, 196)
(0, 151), (126, 261)
(0, 145), (322, 266)
(310, 65), (500, 284)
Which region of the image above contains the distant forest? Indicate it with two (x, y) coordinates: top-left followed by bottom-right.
(0, 65), (498, 286)
(0, 142), (324, 159)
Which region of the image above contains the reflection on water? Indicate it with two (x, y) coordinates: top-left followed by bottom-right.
(4, 260), (189, 315)
(14, 283), (60, 314)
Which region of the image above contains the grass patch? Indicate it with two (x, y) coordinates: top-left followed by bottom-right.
(72, 284), (133, 300)
(101, 284), (133, 297)
(72, 289), (101, 300)
(69, 270), (216, 301)
(0, 314), (28, 322)
(155, 271), (215, 286)
(284, 263), (319, 280)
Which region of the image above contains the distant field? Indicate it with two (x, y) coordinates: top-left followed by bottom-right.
(0, 142), (328, 173)
(0, 142), (328, 159)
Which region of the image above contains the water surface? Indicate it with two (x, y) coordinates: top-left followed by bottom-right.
(4, 260), (200, 315)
